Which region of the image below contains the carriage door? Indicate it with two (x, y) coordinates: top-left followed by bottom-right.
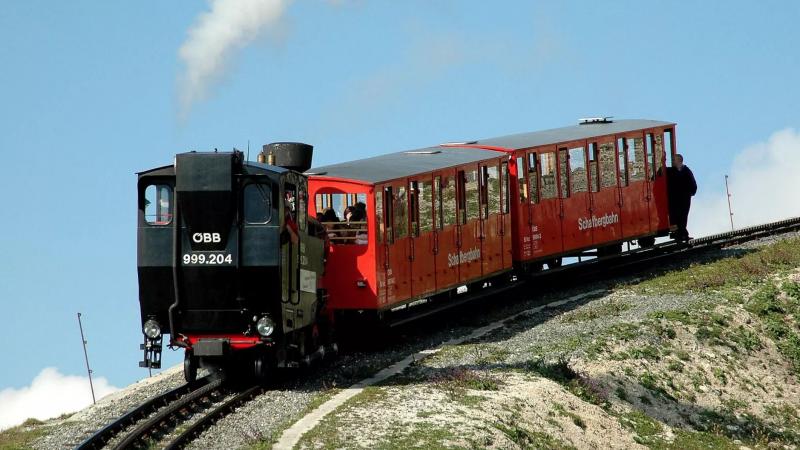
(408, 177), (436, 298)
(457, 166), (483, 283)
(382, 182), (411, 304)
(589, 139), (623, 244)
(647, 131), (670, 232)
(559, 143), (593, 252)
(480, 162), (504, 276)
(375, 186), (388, 306)
(433, 171), (459, 291)
(532, 148), (563, 256)
(617, 133), (650, 237)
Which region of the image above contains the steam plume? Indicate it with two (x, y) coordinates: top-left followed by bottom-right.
(178, 0), (291, 117)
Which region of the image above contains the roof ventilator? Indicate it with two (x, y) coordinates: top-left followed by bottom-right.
(579, 117), (613, 125)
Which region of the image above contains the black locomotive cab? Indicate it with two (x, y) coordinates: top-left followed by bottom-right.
(137, 145), (327, 381)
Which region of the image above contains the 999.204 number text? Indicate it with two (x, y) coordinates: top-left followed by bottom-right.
(182, 253), (233, 265)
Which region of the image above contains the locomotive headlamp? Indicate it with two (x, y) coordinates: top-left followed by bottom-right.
(256, 316), (275, 337)
(143, 319), (161, 339)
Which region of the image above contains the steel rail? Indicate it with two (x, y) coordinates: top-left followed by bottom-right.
(75, 376), (212, 450)
(163, 384), (264, 450)
(387, 216), (800, 326)
(110, 377), (225, 450)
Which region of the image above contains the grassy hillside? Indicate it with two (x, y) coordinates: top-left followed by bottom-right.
(296, 237), (800, 449)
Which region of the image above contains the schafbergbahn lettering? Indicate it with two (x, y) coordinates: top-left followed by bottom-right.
(448, 247), (481, 268)
(577, 212), (619, 231)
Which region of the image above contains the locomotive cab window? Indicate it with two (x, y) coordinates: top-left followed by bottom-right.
(144, 184), (173, 225)
(244, 183), (272, 224)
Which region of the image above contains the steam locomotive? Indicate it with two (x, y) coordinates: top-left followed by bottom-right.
(137, 144), (330, 381)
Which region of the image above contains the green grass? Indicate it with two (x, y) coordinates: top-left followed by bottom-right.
(634, 237), (800, 294)
(618, 410), (663, 445)
(0, 419), (47, 450)
(494, 421), (576, 450)
(561, 298), (632, 323)
(552, 403), (586, 430)
(745, 282), (800, 377)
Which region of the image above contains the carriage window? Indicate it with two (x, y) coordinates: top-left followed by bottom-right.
(568, 146), (588, 194)
(528, 153), (539, 204)
(645, 133), (655, 180)
(664, 129), (674, 168)
(315, 191), (368, 245)
(409, 181), (419, 237)
(145, 184), (173, 225)
(486, 165), (501, 215)
(539, 153), (557, 200)
(375, 190), (383, 244)
(558, 148), (569, 198)
(434, 177), (443, 230)
(653, 133), (665, 177)
(384, 187), (393, 243)
(479, 167), (489, 219)
(394, 186), (407, 239)
(443, 176), (456, 227)
(599, 142), (617, 189)
(419, 180), (433, 233)
(465, 170), (480, 221)
(589, 143), (599, 193)
(516, 157), (527, 204)
(627, 137), (645, 182)
(243, 183), (272, 225)
(617, 138), (628, 186)
(501, 161), (510, 214)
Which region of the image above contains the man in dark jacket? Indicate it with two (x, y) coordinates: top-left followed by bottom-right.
(667, 153), (697, 241)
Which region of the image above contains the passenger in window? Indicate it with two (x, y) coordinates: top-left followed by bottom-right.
(354, 201), (367, 217)
(667, 154), (697, 241)
(320, 208), (341, 241)
(344, 205), (368, 245)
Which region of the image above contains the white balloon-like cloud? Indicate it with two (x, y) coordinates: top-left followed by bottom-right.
(178, 0), (291, 118)
(690, 127), (800, 237)
(0, 367), (118, 431)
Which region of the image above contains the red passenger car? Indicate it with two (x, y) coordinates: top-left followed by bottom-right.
(308, 118), (678, 316)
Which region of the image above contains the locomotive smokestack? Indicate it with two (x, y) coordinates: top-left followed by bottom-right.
(262, 142), (313, 172)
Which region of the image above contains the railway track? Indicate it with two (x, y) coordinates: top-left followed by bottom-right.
(386, 216), (800, 326)
(75, 374), (263, 450)
(79, 217), (800, 450)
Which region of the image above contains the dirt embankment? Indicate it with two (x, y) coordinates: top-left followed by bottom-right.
(297, 237), (800, 450)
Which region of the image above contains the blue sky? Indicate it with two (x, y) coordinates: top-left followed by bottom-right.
(1, 0), (799, 402)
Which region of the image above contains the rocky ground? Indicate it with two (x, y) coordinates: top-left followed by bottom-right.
(2, 231), (799, 450)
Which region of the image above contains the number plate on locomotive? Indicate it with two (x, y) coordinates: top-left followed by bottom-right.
(182, 252), (234, 266)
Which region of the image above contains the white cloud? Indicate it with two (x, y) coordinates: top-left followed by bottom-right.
(690, 128), (800, 237)
(0, 367), (118, 431)
(178, 0), (292, 118)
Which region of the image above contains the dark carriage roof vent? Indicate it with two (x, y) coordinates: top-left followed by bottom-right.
(579, 116), (614, 125)
(260, 142), (314, 172)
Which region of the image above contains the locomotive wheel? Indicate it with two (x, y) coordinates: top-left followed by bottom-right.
(184, 353), (198, 383)
(253, 353), (269, 381)
(638, 236), (656, 248)
(546, 258), (562, 269)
